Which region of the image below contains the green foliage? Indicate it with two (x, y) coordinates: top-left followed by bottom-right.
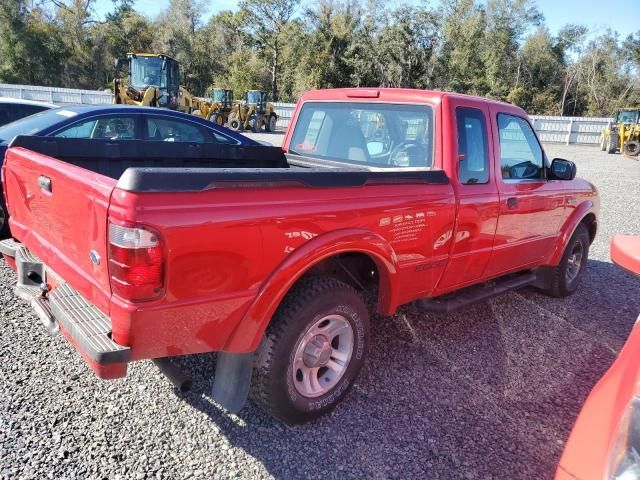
(0, 0), (638, 115)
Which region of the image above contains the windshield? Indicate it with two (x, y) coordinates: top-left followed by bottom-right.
(131, 56), (165, 89)
(0, 108), (79, 144)
(617, 110), (640, 123)
(212, 90), (225, 102)
(246, 91), (262, 105)
(289, 102), (434, 169)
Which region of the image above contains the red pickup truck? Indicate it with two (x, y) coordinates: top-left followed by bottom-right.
(1, 88), (599, 424)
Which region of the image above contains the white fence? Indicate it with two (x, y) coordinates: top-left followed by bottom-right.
(529, 115), (611, 146)
(0, 83), (112, 105)
(0, 84), (612, 144)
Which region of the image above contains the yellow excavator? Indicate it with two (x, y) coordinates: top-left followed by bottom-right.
(600, 108), (640, 156)
(113, 53), (199, 114)
(226, 90), (278, 133)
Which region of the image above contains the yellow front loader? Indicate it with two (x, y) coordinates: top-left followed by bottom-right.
(113, 53), (198, 114)
(226, 90), (278, 133)
(600, 108), (640, 156)
(193, 89), (234, 125)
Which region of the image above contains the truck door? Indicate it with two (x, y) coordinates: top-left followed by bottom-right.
(484, 108), (566, 277)
(436, 96), (500, 291)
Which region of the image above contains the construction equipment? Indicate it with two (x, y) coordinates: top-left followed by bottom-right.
(113, 53), (198, 114)
(226, 90), (278, 133)
(600, 108), (640, 156)
(193, 89), (234, 126)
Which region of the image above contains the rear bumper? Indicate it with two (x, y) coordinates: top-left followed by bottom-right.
(1, 239), (130, 379)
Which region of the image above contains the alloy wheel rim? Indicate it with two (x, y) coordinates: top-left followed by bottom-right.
(292, 314), (354, 398)
(566, 243), (584, 283)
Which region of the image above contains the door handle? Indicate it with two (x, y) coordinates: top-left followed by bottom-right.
(506, 197), (518, 209)
(38, 175), (52, 193)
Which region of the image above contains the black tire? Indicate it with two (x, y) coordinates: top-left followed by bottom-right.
(606, 133), (619, 154)
(211, 113), (224, 126)
(265, 114), (277, 133)
(250, 114), (263, 133)
(623, 140), (640, 157)
(0, 202), (9, 239)
(543, 223), (590, 297)
(227, 113), (242, 131)
(251, 276), (370, 424)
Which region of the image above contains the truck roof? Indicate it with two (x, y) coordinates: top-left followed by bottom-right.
(299, 88), (517, 109)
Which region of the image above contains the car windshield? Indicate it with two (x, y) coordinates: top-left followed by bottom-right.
(289, 101), (434, 169)
(0, 108), (79, 144)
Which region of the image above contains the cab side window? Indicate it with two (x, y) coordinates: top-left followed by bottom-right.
(498, 114), (544, 180)
(456, 107), (489, 184)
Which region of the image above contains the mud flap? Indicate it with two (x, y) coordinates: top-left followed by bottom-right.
(212, 352), (254, 413)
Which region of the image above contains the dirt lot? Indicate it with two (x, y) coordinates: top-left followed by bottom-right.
(1, 141), (639, 479)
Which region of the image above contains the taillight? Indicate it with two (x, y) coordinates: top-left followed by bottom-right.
(108, 223), (163, 301)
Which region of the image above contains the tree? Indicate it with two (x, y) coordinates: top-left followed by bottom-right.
(239, 0), (301, 101)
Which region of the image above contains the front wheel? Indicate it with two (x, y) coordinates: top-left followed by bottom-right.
(227, 113), (242, 131)
(623, 140), (640, 157)
(251, 276), (370, 424)
(542, 223), (590, 297)
(606, 134), (619, 154)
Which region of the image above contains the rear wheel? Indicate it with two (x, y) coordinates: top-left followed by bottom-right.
(211, 113), (224, 126)
(251, 276), (370, 424)
(541, 223), (590, 297)
(599, 133), (607, 151)
(606, 133), (619, 154)
(623, 140), (640, 157)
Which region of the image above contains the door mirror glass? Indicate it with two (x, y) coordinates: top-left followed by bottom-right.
(367, 141), (384, 156)
(549, 158), (576, 180)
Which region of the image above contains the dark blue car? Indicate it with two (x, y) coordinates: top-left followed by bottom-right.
(0, 105), (258, 235)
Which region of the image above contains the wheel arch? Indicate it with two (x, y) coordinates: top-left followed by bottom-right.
(223, 228), (399, 353)
(548, 202), (597, 266)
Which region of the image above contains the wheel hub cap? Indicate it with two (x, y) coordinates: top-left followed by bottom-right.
(292, 314), (355, 398)
(303, 335), (332, 368)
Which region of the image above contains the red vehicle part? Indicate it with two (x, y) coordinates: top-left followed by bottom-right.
(556, 235), (640, 480)
(1, 88), (600, 422)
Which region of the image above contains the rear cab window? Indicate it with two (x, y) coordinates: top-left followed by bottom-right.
(456, 107), (489, 184)
(289, 102), (434, 168)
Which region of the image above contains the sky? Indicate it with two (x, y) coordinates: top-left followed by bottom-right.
(92, 0), (638, 40)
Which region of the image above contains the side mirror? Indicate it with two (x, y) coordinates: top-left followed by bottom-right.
(549, 158), (576, 180)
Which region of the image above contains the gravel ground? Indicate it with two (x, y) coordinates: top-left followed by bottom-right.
(1, 141), (639, 480)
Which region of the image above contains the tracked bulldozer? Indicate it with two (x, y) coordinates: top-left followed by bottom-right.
(227, 90), (278, 133)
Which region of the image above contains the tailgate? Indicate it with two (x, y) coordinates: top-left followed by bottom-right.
(3, 146), (116, 312)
